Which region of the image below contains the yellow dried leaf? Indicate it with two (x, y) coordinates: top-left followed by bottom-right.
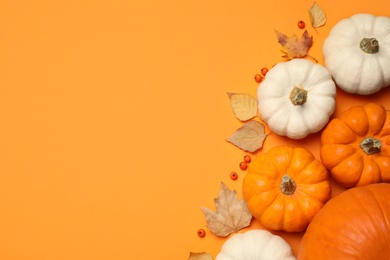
(227, 93), (258, 121)
(227, 120), (266, 153)
(188, 252), (213, 260)
(275, 30), (314, 60)
(309, 2), (326, 28)
(201, 182), (252, 237)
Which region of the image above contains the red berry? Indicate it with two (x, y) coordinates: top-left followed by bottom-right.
(254, 74), (262, 83)
(298, 20), (305, 29)
(244, 155), (251, 163)
(197, 229), (206, 238)
(261, 67), (269, 77)
(239, 161), (248, 170)
(230, 171), (238, 180)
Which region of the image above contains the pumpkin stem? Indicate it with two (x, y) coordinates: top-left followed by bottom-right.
(360, 137), (382, 155)
(280, 174), (296, 195)
(360, 38), (379, 54)
(289, 86), (307, 106)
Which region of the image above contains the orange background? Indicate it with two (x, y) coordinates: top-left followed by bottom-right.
(0, 0), (389, 259)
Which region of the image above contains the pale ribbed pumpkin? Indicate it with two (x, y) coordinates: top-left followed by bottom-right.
(257, 59), (336, 139)
(216, 230), (296, 260)
(323, 13), (390, 95)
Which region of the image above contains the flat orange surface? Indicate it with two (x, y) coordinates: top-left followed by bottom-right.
(0, 0), (389, 259)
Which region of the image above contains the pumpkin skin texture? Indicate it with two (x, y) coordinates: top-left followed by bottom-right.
(320, 103), (390, 188)
(257, 58), (336, 139)
(216, 229), (296, 260)
(298, 183), (390, 260)
(323, 14), (390, 95)
(242, 146), (331, 232)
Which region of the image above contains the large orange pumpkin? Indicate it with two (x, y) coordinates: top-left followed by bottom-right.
(298, 183), (390, 260)
(242, 145), (331, 232)
(320, 103), (390, 187)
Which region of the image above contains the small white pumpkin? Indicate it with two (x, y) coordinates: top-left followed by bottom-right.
(257, 59), (336, 139)
(323, 13), (390, 95)
(216, 229), (296, 260)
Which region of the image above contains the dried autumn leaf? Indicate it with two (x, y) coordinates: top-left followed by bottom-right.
(309, 2), (326, 28)
(201, 182), (252, 237)
(275, 30), (315, 61)
(188, 252), (213, 260)
(227, 93), (258, 121)
(227, 120), (266, 153)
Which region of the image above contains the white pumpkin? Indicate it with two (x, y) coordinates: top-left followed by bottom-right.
(323, 13), (390, 95)
(257, 59), (336, 139)
(216, 229), (296, 260)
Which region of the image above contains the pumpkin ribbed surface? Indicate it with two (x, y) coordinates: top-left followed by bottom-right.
(257, 58), (336, 139)
(298, 183), (390, 260)
(320, 103), (390, 187)
(322, 13), (390, 95)
(216, 230), (296, 260)
(242, 146), (331, 232)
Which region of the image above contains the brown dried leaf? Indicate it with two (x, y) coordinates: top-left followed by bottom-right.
(201, 182), (252, 237)
(309, 2), (326, 28)
(188, 252), (213, 260)
(275, 29), (313, 60)
(227, 93), (258, 121)
(227, 120), (266, 153)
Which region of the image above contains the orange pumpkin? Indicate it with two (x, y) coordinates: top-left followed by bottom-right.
(298, 183), (390, 260)
(320, 103), (390, 187)
(242, 146), (331, 232)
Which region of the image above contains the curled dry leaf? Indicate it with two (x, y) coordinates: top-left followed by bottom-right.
(275, 30), (316, 61)
(188, 252), (213, 260)
(309, 2), (326, 28)
(227, 93), (258, 121)
(201, 182), (252, 237)
(227, 120), (266, 153)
